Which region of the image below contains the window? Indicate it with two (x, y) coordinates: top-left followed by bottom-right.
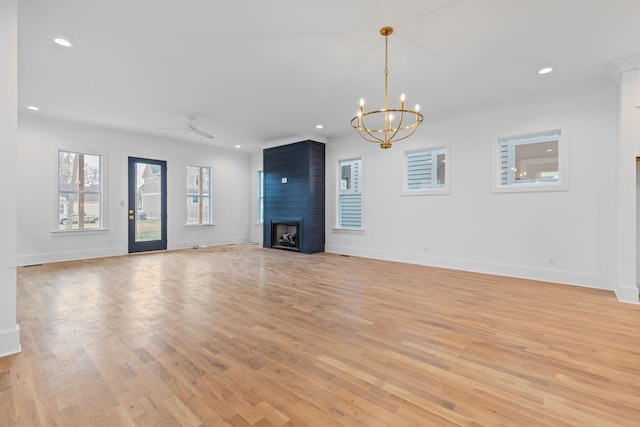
(500, 131), (559, 185)
(338, 158), (362, 228)
(405, 147), (447, 191)
(257, 170), (264, 224)
(58, 150), (102, 230)
(493, 129), (568, 192)
(186, 166), (211, 225)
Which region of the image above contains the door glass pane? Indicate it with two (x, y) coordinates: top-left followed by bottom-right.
(136, 162), (162, 242)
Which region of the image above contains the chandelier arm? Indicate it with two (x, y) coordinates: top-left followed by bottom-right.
(351, 120), (384, 144)
(359, 126), (384, 144)
(360, 133), (383, 144)
(350, 116), (385, 143)
(387, 120), (422, 143)
(385, 110), (423, 144)
(387, 109), (406, 143)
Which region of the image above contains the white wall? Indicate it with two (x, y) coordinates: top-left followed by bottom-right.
(326, 86), (620, 292)
(17, 116), (253, 265)
(0, 0), (20, 357)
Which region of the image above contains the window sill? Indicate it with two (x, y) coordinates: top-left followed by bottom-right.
(491, 181), (569, 193)
(333, 227), (366, 233)
(183, 223), (216, 228)
(51, 228), (108, 236)
(401, 188), (450, 196)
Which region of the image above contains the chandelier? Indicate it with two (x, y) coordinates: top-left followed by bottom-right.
(351, 27), (423, 149)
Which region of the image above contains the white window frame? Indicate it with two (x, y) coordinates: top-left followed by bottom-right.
(402, 142), (451, 196)
(491, 126), (570, 193)
(56, 149), (105, 232)
(257, 170), (264, 224)
(336, 157), (364, 230)
(185, 165), (213, 225)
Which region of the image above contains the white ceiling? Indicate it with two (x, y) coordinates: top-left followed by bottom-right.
(18, 0), (640, 152)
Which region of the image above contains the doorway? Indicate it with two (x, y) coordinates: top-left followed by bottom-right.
(128, 157), (167, 253)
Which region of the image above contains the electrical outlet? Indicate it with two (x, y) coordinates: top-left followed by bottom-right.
(548, 255), (556, 265)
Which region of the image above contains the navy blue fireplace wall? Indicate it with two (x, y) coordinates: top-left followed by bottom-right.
(263, 140), (325, 254)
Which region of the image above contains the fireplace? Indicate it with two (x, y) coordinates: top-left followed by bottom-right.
(272, 221), (300, 252)
(263, 140), (325, 254)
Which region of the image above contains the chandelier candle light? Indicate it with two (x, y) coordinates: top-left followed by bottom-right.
(351, 26), (423, 149)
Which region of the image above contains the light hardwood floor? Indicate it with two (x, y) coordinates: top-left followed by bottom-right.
(2, 243), (640, 426)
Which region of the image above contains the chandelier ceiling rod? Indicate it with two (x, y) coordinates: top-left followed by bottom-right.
(351, 26), (424, 149)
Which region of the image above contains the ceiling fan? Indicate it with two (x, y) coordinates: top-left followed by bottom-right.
(158, 116), (215, 139)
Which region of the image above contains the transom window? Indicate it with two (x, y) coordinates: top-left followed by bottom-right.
(186, 166), (211, 225)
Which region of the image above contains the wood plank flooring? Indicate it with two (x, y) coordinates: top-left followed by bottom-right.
(2, 243), (640, 426)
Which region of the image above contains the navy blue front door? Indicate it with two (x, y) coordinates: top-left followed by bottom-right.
(128, 157), (167, 253)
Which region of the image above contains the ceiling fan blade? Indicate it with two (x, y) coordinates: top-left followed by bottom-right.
(157, 116), (214, 139)
(190, 127), (215, 139)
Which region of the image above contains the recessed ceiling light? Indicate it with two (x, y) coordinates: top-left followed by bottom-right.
(235, 145), (241, 149)
(538, 67), (553, 75)
(27, 105), (40, 111)
(316, 124), (324, 129)
(54, 38), (73, 47)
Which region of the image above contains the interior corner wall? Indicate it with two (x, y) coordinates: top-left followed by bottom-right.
(17, 116), (253, 265)
(325, 86), (619, 292)
(0, 0), (21, 357)
(617, 69), (640, 303)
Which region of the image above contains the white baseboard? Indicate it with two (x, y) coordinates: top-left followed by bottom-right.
(168, 236), (251, 251)
(17, 237), (252, 266)
(616, 287), (640, 304)
(17, 247), (125, 266)
(0, 325), (21, 358)
(325, 244), (615, 292)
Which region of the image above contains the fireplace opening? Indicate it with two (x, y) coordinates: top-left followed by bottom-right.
(272, 222), (300, 252)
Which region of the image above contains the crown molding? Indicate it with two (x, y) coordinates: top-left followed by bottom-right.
(607, 54), (640, 86)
